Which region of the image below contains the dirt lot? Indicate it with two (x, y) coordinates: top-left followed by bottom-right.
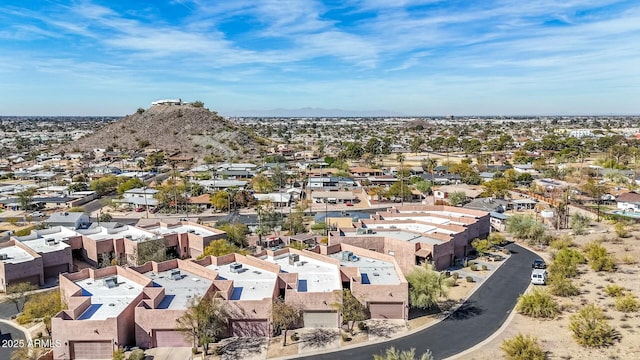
(458, 220), (640, 360)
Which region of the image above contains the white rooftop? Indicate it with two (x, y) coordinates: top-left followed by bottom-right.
(345, 229), (445, 245)
(263, 253), (341, 293)
(75, 275), (144, 320)
(0, 246), (35, 264)
(329, 252), (401, 285)
(208, 262), (277, 301)
(79, 225), (157, 242)
(378, 214), (464, 226)
(144, 269), (212, 309)
(16, 226), (77, 253)
(370, 223), (457, 235)
(147, 224), (218, 237)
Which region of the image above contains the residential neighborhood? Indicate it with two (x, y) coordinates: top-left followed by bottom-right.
(2, 113), (640, 359)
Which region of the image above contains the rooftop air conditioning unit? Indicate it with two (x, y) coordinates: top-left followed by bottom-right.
(0, 254), (8, 260)
(170, 269), (182, 280)
(125, 235), (133, 239)
(366, 229), (376, 234)
(230, 263), (243, 273)
(45, 238), (56, 246)
(103, 276), (117, 289)
(342, 251), (354, 261)
(288, 253), (300, 265)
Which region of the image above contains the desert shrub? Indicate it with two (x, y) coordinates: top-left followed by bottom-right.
(570, 212), (591, 235)
(129, 349), (146, 360)
(583, 241), (616, 272)
(516, 289), (560, 318)
(548, 247), (585, 278)
(620, 254), (636, 265)
(604, 284), (626, 297)
(451, 272), (460, 280)
(569, 304), (616, 348)
(614, 222), (629, 238)
(470, 264), (478, 271)
(614, 294), (640, 313)
(501, 333), (545, 360)
(357, 321), (368, 331)
(482, 264), (488, 270)
(550, 235), (575, 250)
(466, 276), (474, 283)
(549, 275), (580, 297)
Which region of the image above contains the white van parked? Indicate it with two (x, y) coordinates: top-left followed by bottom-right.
(531, 269), (548, 285)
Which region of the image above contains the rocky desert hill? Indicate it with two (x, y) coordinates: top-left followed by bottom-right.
(66, 104), (270, 161)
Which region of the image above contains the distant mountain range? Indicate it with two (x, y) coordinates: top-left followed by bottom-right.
(224, 107), (406, 118)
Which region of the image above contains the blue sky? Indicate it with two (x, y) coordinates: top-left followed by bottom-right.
(1, 0), (639, 116)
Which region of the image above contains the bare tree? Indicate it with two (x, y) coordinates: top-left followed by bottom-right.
(271, 298), (302, 346)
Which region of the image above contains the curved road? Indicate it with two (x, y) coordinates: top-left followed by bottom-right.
(299, 243), (538, 360)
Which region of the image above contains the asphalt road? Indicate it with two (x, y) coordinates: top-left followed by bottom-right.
(0, 301), (24, 360)
(298, 243), (538, 360)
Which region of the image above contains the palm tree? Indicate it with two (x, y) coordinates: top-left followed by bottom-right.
(396, 153), (406, 205)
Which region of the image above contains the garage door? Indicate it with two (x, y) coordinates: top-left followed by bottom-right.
(154, 330), (190, 347)
(303, 311), (339, 328)
(369, 302), (404, 319)
(231, 319), (269, 337)
(70, 341), (112, 360)
(44, 263), (70, 278)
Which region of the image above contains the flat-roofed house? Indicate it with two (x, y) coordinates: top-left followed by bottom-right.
(52, 267), (151, 360)
(14, 226), (76, 279)
(129, 259), (218, 348)
(196, 253), (279, 337)
(137, 220), (227, 259)
(316, 243), (408, 320)
(0, 240), (43, 291)
(258, 248), (343, 328)
(329, 205), (490, 272)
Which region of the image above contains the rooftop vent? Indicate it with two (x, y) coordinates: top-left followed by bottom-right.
(125, 235), (133, 239)
(103, 276), (117, 289)
(288, 253), (300, 265)
(230, 263), (243, 273)
(170, 269), (182, 280)
(342, 251), (354, 261)
(45, 238), (59, 246)
(187, 229), (196, 234)
(0, 253), (8, 260)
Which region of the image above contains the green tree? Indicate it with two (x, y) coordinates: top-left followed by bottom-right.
(176, 295), (230, 354)
(333, 289), (369, 334)
(548, 247), (585, 279)
(211, 191), (230, 211)
(447, 191), (467, 206)
(116, 177), (145, 195)
(471, 238), (492, 256)
(505, 214), (548, 245)
(414, 180), (432, 195)
(569, 304), (616, 348)
(570, 213), (591, 235)
(216, 222), (249, 248)
(17, 188), (36, 211)
(405, 264), (452, 310)
(271, 298), (303, 346)
(6, 282), (38, 312)
(90, 175), (119, 196)
(192, 100), (205, 108)
(501, 333), (545, 360)
(99, 213), (113, 222)
(198, 239), (247, 259)
(251, 174), (275, 193)
(373, 347), (434, 360)
(134, 238), (169, 265)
